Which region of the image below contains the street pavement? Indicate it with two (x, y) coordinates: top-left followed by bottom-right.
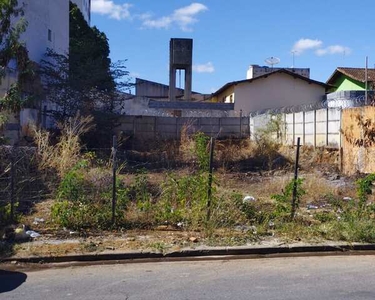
(1, 255), (375, 300)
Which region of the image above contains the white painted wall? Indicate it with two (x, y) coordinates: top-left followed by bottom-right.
(71, 0), (91, 23)
(234, 73), (326, 114)
(247, 65), (310, 79)
(21, 0), (69, 62)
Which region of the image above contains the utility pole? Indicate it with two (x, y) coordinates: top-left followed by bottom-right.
(365, 56), (368, 105)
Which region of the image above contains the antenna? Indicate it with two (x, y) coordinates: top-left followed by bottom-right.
(265, 57), (280, 69)
(291, 51), (297, 68)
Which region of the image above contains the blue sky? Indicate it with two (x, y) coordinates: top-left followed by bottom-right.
(91, 0), (375, 94)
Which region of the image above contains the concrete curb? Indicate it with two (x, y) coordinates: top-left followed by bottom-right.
(2, 244), (375, 264)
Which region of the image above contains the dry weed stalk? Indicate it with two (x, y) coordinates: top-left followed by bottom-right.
(33, 114), (94, 177)
(179, 121), (196, 162)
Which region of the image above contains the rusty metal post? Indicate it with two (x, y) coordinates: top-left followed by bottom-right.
(291, 137), (301, 220)
(112, 135), (117, 225)
(206, 137), (215, 222)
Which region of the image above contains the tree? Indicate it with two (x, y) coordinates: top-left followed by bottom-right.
(39, 1), (130, 146)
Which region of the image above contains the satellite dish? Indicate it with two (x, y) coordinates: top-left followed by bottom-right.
(265, 57), (280, 68)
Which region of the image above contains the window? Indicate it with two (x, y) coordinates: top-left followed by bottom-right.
(48, 29), (52, 42)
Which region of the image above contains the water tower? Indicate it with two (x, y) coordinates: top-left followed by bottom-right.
(169, 38), (193, 101)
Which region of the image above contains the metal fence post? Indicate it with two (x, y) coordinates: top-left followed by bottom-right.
(10, 146), (15, 222)
(206, 137), (215, 222)
(239, 109), (243, 138)
(291, 137), (301, 220)
(112, 135), (117, 225)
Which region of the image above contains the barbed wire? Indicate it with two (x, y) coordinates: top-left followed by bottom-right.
(249, 97), (370, 117)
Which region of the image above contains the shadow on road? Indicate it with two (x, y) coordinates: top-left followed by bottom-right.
(0, 270), (27, 294)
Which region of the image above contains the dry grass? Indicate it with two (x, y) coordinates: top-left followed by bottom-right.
(178, 122), (197, 162)
(33, 114), (94, 177)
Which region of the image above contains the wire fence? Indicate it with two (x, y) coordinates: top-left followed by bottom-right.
(249, 97), (373, 117)
(0, 147), (49, 222)
(0, 138), (215, 226)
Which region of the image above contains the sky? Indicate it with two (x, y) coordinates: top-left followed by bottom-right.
(90, 0), (375, 94)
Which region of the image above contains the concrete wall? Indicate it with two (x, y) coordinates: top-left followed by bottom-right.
(342, 107), (375, 175)
(121, 97), (238, 117)
(115, 116), (249, 140)
(135, 78), (208, 101)
(234, 73), (326, 114)
(250, 108), (342, 148)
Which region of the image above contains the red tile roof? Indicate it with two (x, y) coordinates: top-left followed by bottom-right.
(327, 67), (375, 84)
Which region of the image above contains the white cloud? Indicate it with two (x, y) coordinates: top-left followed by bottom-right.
(91, 0), (132, 20)
(193, 62), (215, 73)
(315, 45), (351, 56)
(292, 38), (323, 55)
(141, 3), (208, 31)
(142, 16), (172, 29)
(291, 38), (352, 57)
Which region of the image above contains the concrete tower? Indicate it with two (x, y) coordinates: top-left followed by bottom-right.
(169, 38), (193, 101)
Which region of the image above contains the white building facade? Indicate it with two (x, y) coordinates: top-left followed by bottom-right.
(247, 65), (310, 80)
(22, 0), (70, 62)
(71, 0), (91, 24)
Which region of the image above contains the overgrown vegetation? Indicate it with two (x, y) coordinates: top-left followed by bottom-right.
(253, 115), (285, 170)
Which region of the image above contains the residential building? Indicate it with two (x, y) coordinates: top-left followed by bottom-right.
(1, 0), (71, 143)
(325, 67), (375, 108)
(326, 67), (375, 92)
(1, 0), (69, 92)
(247, 65), (310, 80)
(211, 69), (327, 114)
(71, 0), (91, 24)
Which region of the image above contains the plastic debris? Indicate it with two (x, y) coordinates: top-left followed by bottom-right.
(243, 195), (256, 203)
(307, 204), (319, 210)
(343, 197), (352, 201)
(26, 230), (41, 238)
(33, 217), (45, 225)
(177, 222), (184, 228)
(235, 225), (257, 234)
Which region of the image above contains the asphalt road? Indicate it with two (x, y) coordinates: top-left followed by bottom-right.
(1, 255), (375, 300)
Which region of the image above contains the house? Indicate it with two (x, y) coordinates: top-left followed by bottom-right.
(326, 67), (375, 92)
(325, 68), (375, 107)
(247, 65), (310, 80)
(0, 1), (91, 143)
(211, 69), (328, 114)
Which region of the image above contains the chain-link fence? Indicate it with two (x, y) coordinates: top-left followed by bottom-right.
(0, 147), (49, 224)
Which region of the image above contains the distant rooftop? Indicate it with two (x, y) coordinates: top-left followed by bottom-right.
(327, 67), (375, 84)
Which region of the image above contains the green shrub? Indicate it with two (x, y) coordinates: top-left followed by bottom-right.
(156, 173), (211, 228)
(271, 178), (305, 219)
(57, 160), (88, 202)
(0, 203), (18, 226)
(52, 161), (130, 230)
(356, 173), (375, 207)
(193, 132), (210, 172)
